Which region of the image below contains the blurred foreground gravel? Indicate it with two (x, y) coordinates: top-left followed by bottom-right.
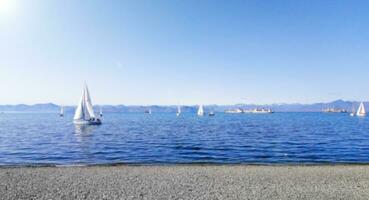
(1, 165), (369, 200)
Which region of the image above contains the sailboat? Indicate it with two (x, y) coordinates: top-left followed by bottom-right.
(176, 106), (181, 116)
(356, 102), (366, 117)
(350, 103), (356, 116)
(208, 111), (215, 116)
(197, 105), (204, 116)
(59, 106), (64, 117)
(73, 83), (102, 125)
(99, 107), (103, 117)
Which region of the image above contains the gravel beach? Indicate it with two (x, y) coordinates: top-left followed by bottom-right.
(1, 165), (369, 200)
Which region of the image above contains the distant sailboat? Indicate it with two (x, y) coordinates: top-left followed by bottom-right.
(144, 109), (152, 114)
(350, 103), (356, 116)
(59, 106), (64, 117)
(73, 83), (102, 125)
(176, 106), (181, 116)
(356, 102), (366, 117)
(99, 107), (103, 117)
(197, 105), (204, 116)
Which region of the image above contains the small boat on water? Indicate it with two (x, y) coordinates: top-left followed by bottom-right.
(99, 107), (103, 117)
(197, 105), (204, 116)
(145, 109), (152, 114)
(208, 111), (215, 116)
(225, 108), (243, 114)
(251, 108), (273, 114)
(350, 104), (356, 116)
(73, 83), (102, 125)
(176, 106), (181, 116)
(323, 108), (347, 113)
(59, 106), (64, 117)
(356, 102), (366, 117)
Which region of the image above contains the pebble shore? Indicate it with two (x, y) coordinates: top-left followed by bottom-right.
(1, 165), (369, 200)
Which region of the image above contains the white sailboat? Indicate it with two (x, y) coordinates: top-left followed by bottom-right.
(99, 107), (103, 117)
(209, 111), (215, 116)
(59, 106), (64, 117)
(176, 106), (181, 116)
(197, 105), (204, 116)
(356, 102), (366, 117)
(350, 103), (356, 116)
(73, 83), (102, 125)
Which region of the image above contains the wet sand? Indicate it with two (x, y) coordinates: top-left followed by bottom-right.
(1, 165), (369, 200)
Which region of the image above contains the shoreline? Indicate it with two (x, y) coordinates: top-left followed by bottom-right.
(2, 165), (369, 200)
(2, 162), (369, 168)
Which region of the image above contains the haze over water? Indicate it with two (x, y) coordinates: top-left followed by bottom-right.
(1, 112), (369, 166)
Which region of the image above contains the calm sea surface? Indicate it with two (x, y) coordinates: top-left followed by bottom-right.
(1, 112), (369, 166)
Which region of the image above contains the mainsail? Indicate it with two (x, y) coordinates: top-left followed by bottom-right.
(176, 106), (181, 116)
(197, 105), (204, 116)
(60, 106), (64, 116)
(356, 102), (366, 116)
(74, 83), (96, 121)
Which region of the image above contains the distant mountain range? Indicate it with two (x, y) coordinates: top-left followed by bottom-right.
(0, 100), (366, 113)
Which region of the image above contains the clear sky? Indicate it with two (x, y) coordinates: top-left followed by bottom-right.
(1, 0), (369, 105)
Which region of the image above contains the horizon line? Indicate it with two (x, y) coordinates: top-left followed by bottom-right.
(0, 99), (366, 107)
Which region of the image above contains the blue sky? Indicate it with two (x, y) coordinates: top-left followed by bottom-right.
(1, 0), (369, 105)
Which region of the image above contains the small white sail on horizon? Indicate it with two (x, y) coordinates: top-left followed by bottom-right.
(73, 83), (101, 125)
(197, 105), (204, 116)
(99, 107), (103, 117)
(176, 106), (181, 116)
(356, 102), (366, 117)
(350, 103), (356, 116)
(60, 105), (64, 117)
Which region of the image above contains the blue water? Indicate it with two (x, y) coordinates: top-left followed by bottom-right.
(0, 112), (369, 166)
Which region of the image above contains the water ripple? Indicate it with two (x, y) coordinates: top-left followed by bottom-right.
(1, 112), (369, 165)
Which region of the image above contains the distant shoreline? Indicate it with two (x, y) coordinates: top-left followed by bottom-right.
(0, 99), (365, 112)
(0, 111), (354, 113)
(2, 162), (369, 168)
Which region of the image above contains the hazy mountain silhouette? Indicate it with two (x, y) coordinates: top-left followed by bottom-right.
(0, 100), (365, 113)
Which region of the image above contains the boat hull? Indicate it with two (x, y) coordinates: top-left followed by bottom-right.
(252, 111), (273, 114)
(74, 119), (102, 125)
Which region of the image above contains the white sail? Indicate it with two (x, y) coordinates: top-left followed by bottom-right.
(60, 106), (64, 115)
(176, 106), (181, 116)
(84, 84), (96, 118)
(74, 90), (85, 120)
(197, 105), (204, 116)
(74, 83), (97, 121)
(99, 107), (103, 116)
(356, 102), (366, 117)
